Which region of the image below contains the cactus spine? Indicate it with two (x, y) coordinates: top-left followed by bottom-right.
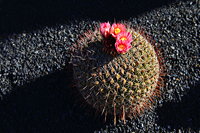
(70, 23), (161, 125)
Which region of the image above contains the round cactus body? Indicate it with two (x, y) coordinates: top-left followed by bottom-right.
(70, 23), (161, 124)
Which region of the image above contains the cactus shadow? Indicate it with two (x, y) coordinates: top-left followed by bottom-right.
(72, 39), (119, 74)
(0, 67), (105, 133)
(1, 0), (180, 36)
(71, 40), (119, 120)
(156, 83), (200, 130)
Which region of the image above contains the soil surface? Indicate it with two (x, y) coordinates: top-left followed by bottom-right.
(0, 0), (199, 132)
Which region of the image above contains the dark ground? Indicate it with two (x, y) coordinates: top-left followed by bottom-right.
(0, 0), (199, 132)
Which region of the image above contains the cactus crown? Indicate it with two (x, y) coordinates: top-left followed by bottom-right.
(70, 22), (161, 125)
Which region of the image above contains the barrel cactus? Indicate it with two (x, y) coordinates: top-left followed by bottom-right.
(70, 22), (162, 125)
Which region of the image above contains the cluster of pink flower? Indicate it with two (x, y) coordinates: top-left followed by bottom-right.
(100, 22), (133, 54)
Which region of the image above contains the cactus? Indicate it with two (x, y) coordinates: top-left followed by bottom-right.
(70, 22), (162, 125)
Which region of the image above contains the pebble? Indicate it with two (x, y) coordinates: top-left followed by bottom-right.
(0, 0), (199, 133)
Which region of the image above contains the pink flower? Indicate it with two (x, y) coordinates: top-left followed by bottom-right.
(116, 32), (133, 44)
(115, 40), (132, 54)
(110, 23), (126, 38)
(100, 22), (111, 38)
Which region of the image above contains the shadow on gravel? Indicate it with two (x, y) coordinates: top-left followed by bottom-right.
(0, 68), (104, 133)
(0, 0), (179, 36)
(156, 83), (200, 130)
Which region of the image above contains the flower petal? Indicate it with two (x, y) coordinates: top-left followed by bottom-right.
(100, 22), (111, 38)
(110, 23), (126, 38)
(115, 40), (132, 54)
(116, 32), (133, 44)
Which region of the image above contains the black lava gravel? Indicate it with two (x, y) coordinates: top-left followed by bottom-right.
(0, 0), (199, 133)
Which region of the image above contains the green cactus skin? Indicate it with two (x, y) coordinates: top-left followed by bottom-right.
(70, 24), (161, 125)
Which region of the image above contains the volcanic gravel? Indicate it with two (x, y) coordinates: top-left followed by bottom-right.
(0, 0), (199, 133)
